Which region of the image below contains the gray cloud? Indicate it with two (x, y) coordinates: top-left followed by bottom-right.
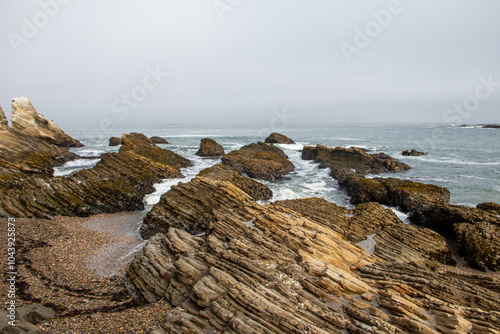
(1, 0), (499, 126)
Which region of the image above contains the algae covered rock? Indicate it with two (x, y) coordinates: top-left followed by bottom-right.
(402, 149), (426, 156)
(222, 142), (294, 180)
(195, 138), (225, 157)
(264, 132), (295, 144)
(150, 136), (169, 144)
(109, 136), (121, 146)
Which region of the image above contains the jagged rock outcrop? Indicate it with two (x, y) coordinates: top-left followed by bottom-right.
(222, 142), (294, 180)
(195, 138), (225, 157)
(141, 167), (273, 239)
(150, 136), (169, 144)
(109, 136), (121, 146)
(197, 164), (272, 201)
(410, 202), (500, 271)
(301, 144), (447, 211)
(10, 97), (83, 147)
(264, 132), (295, 144)
(0, 105), (8, 128)
(402, 149), (426, 156)
(127, 171), (500, 333)
(0, 133), (192, 218)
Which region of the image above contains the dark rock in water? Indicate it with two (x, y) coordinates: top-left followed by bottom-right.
(481, 124), (500, 129)
(264, 132), (295, 144)
(109, 136), (121, 146)
(127, 167), (498, 333)
(410, 202), (500, 271)
(10, 97), (83, 147)
(0, 132), (192, 218)
(477, 202), (500, 214)
(195, 138), (225, 157)
(402, 149), (426, 156)
(150, 136), (169, 144)
(222, 142), (294, 180)
(302, 145), (411, 176)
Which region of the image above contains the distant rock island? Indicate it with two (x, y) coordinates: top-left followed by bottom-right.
(460, 124), (500, 128)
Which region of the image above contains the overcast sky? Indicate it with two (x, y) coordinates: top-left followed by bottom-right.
(1, 1), (499, 125)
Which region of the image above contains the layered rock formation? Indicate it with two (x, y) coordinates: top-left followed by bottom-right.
(264, 132), (295, 144)
(402, 149), (426, 156)
(150, 136), (169, 144)
(141, 164), (272, 239)
(222, 142), (294, 180)
(0, 133), (192, 218)
(196, 138), (225, 157)
(127, 167), (500, 333)
(109, 136), (121, 146)
(10, 97), (83, 147)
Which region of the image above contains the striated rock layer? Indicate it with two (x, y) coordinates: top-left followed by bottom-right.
(0, 133), (192, 218)
(222, 142), (294, 180)
(127, 168), (500, 334)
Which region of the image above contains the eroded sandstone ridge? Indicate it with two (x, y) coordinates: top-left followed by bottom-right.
(0, 133), (191, 217)
(127, 163), (500, 333)
(10, 97), (83, 147)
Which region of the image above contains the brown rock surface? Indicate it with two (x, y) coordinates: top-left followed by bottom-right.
(195, 138), (225, 156)
(264, 132), (295, 144)
(150, 136), (169, 144)
(10, 97), (83, 147)
(477, 201), (500, 214)
(127, 171), (500, 333)
(109, 136), (121, 146)
(222, 142), (294, 180)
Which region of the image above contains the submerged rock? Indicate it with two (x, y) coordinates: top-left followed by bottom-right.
(109, 136), (121, 146)
(264, 132), (295, 144)
(150, 136), (169, 144)
(10, 97), (83, 147)
(222, 142), (294, 180)
(402, 149), (426, 156)
(195, 138), (225, 157)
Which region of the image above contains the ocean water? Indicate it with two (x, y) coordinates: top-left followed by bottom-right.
(56, 124), (500, 208)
